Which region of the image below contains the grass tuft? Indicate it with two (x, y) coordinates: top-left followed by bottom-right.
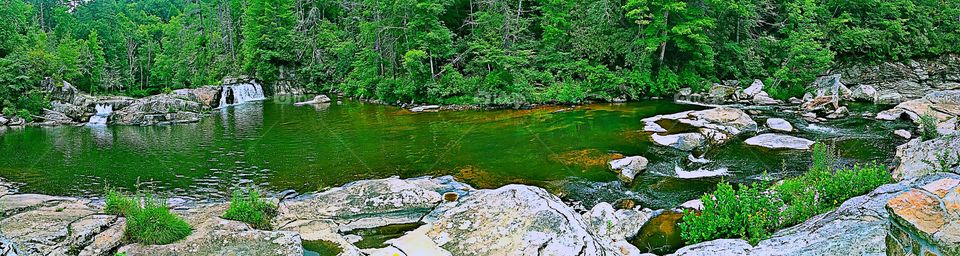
(222, 188), (277, 230)
(104, 190), (192, 245)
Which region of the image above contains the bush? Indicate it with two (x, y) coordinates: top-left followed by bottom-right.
(679, 142), (891, 245)
(104, 191), (192, 245)
(222, 188), (277, 230)
(920, 114), (939, 140)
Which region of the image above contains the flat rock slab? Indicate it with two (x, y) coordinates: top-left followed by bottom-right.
(744, 134), (815, 150)
(652, 133), (705, 151)
(766, 118), (793, 132)
(0, 201), (98, 255)
(886, 178), (960, 256)
(893, 136), (960, 180)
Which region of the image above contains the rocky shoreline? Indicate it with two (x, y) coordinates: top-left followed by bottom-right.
(2, 129), (959, 256)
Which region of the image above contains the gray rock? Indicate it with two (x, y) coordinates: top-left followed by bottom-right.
(743, 80), (764, 98)
(0, 200), (97, 255)
(766, 118), (793, 132)
(894, 129), (912, 139)
(411, 105), (441, 112)
(850, 85), (879, 102)
(744, 134), (815, 150)
(415, 185), (627, 256)
(878, 90), (960, 134)
(276, 177), (467, 231)
(679, 199), (704, 211)
(6, 117), (24, 127)
(652, 133), (706, 151)
(839, 54), (960, 102)
(644, 107), (758, 146)
(752, 91), (778, 105)
(582, 202), (652, 241)
(111, 93), (207, 125)
(294, 95), (332, 106)
(0, 116), (7, 126)
(608, 156), (648, 182)
(892, 136), (960, 180)
(826, 106), (849, 119)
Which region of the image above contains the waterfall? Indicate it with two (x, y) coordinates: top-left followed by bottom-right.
(219, 82), (266, 108)
(87, 104), (113, 126)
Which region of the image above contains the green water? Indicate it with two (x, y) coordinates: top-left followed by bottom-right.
(0, 97), (910, 209)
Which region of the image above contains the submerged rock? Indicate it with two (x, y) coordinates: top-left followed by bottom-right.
(608, 156), (648, 182)
(744, 134), (815, 150)
(886, 178), (960, 256)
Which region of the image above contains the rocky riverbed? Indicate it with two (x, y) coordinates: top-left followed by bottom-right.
(2, 129), (959, 256)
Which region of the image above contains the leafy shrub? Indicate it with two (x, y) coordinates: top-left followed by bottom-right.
(920, 114), (939, 140)
(222, 188), (277, 230)
(679, 142), (891, 245)
(104, 191), (192, 245)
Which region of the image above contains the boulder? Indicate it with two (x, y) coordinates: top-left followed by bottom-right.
(608, 156), (648, 182)
(110, 94), (206, 126)
(172, 86), (222, 109)
(671, 173), (960, 256)
(826, 106), (849, 119)
(413, 185), (626, 256)
(36, 109), (77, 126)
(742, 80), (765, 98)
(276, 177), (467, 231)
(582, 202), (652, 241)
(886, 178), (960, 256)
(679, 199), (704, 211)
(744, 134), (815, 150)
(850, 85), (879, 102)
(766, 118), (794, 132)
(802, 96), (838, 111)
(752, 91), (778, 105)
(876, 90), (960, 133)
(652, 133), (706, 151)
(0, 200), (100, 255)
(411, 105), (441, 113)
(709, 84), (737, 103)
(892, 136), (960, 180)
(0, 116), (7, 126)
(293, 95), (332, 106)
(894, 129), (912, 139)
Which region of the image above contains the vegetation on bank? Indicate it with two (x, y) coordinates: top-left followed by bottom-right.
(222, 188), (277, 230)
(1, 0), (959, 118)
(678, 143), (891, 245)
(104, 189), (192, 245)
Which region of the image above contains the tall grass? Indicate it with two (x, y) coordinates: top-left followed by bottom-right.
(679, 142), (891, 245)
(222, 188), (277, 230)
(104, 189), (192, 245)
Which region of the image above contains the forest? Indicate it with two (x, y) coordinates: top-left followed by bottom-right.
(1, 0), (958, 118)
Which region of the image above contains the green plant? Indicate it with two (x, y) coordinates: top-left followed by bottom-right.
(680, 142), (891, 245)
(222, 188), (277, 230)
(104, 190), (192, 245)
(104, 188), (137, 216)
(923, 150), (960, 174)
(920, 114), (939, 141)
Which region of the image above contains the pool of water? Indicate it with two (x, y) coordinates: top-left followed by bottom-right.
(0, 97), (911, 209)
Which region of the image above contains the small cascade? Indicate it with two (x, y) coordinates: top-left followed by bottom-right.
(219, 82), (266, 108)
(87, 104), (113, 126)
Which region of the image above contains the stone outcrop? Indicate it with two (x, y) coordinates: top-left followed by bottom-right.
(118, 204), (303, 256)
(892, 136), (960, 181)
(643, 107), (758, 150)
(608, 156), (648, 182)
(876, 90), (960, 136)
(293, 95), (332, 106)
(838, 54), (960, 103)
(744, 133), (815, 150)
(886, 177), (960, 256)
(0, 193), (125, 256)
(671, 173), (960, 256)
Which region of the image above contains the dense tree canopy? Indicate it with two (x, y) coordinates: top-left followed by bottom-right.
(1, 0), (957, 118)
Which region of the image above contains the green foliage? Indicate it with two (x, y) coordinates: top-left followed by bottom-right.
(104, 190), (192, 245)
(679, 142), (891, 245)
(0, 0), (957, 107)
(222, 188), (277, 230)
(919, 114), (939, 141)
